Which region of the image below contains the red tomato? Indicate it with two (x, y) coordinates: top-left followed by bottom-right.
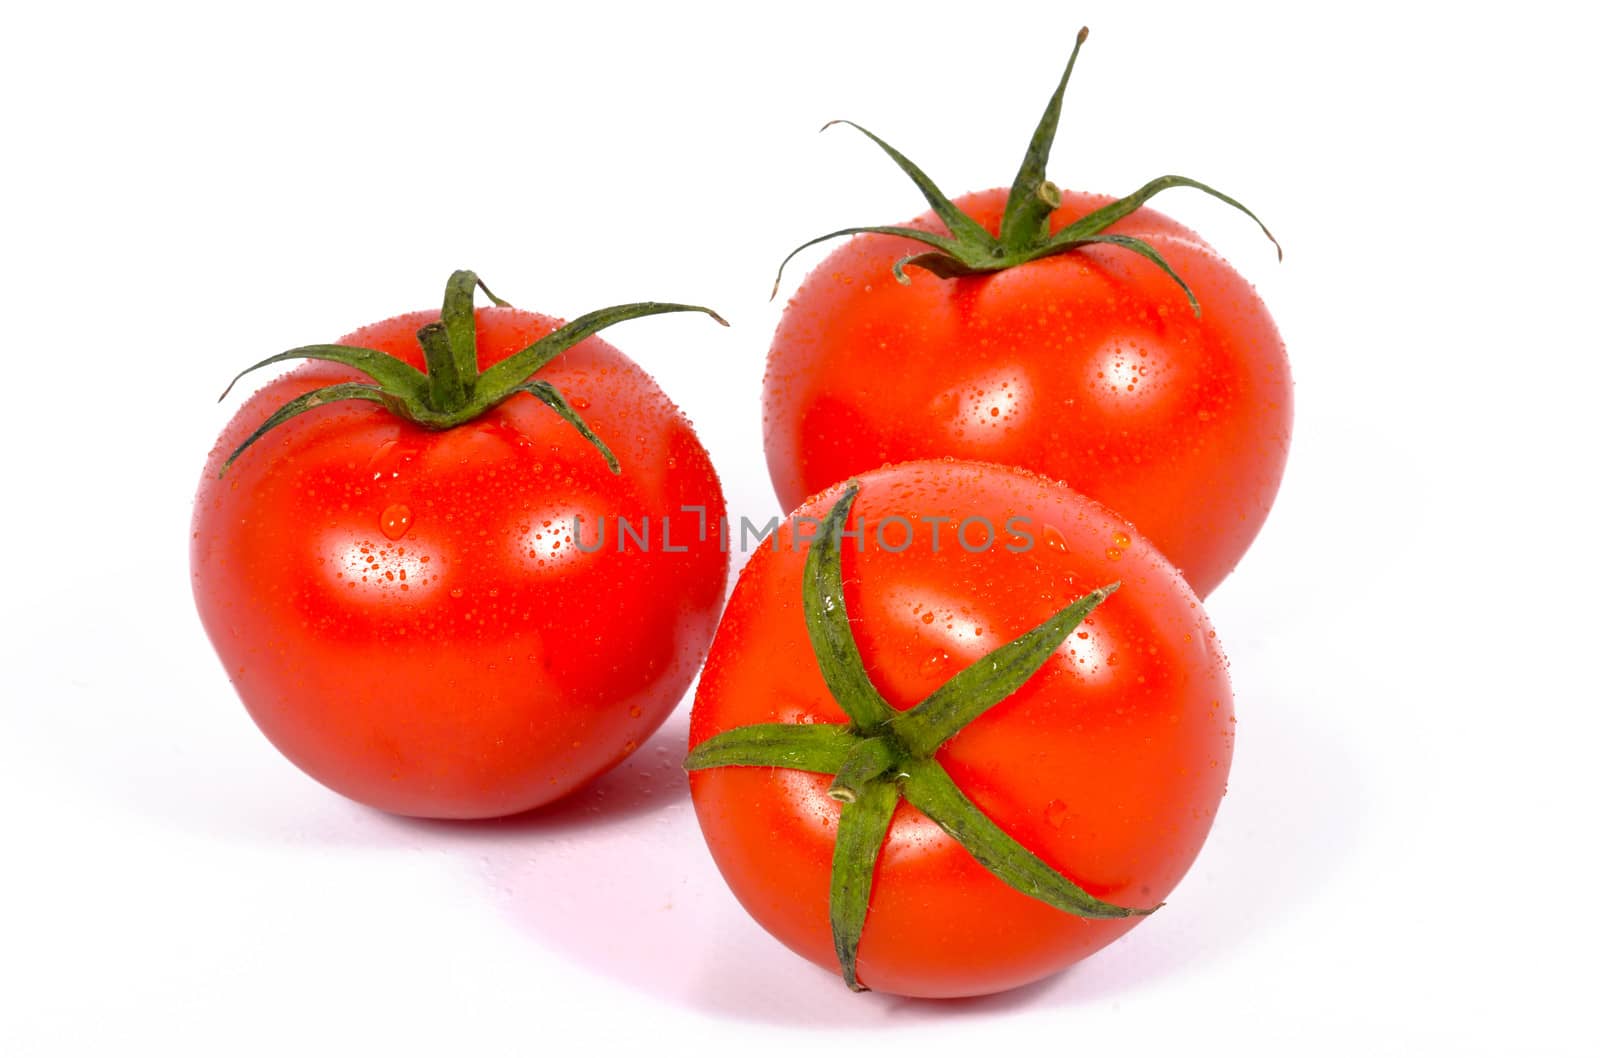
(763, 31), (1289, 597)
(765, 189), (1289, 597)
(688, 461), (1233, 997)
(192, 290), (728, 818)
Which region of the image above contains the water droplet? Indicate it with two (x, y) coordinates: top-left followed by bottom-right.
(1105, 547), (1123, 561)
(1112, 531), (1131, 548)
(380, 503), (412, 540)
(1045, 799), (1070, 827)
(449, 587), (464, 599)
(366, 440), (399, 475)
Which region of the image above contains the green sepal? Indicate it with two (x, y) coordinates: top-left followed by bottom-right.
(901, 758), (1153, 920)
(998, 26), (1090, 251)
(1048, 173), (1281, 260)
(802, 482), (895, 730)
(829, 776), (899, 992)
(476, 302), (726, 401)
(1072, 235), (1200, 315)
(683, 723), (856, 774)
(515, 379), (621, 474)
(821, 120), (997, 251)
(888, 252), (950, 284)
(217, 344), (428, 403)
(771, 225), (962, 299)
(892, 233), (1201, 314)
(221, 382), (397, 473)
(891, 583), (1118, 757)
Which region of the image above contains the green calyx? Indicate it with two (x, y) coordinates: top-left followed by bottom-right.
(217, 270), (727, 475)
(771, 26), (1281, 315)
(684, 482), (1155, 993)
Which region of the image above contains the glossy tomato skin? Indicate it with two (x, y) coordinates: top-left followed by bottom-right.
(192, 307), (728, 818)
(689, 460), (1233, 997)
(764, 188), (1291, 597)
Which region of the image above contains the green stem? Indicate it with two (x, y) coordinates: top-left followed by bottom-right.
(828, 737), (898, 803)
(417, 321), (465, 410)
(440, 269), (506, 392)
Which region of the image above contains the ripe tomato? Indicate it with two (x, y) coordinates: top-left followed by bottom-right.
(688, 461), (1234, 998)
(763, 30), (1290, 597)
(192, 274), (728, 818)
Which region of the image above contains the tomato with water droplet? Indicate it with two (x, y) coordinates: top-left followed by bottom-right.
(192, 299), (728, 818)
(764, 188), (1290, 598)
(690, 461), (1234, 997)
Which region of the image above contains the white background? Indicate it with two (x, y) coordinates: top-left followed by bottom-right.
(4, 1), (1596, 1054)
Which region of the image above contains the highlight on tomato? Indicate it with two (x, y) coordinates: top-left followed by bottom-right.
(763, 27), (1291, 597)
(686, 460), (1234, 997)
(192, 271), (729, 819)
